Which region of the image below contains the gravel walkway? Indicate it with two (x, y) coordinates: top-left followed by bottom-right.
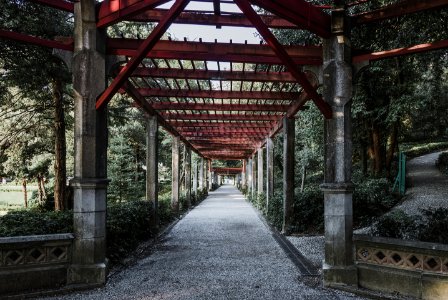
(395, 151), (448, 215)
(42, 185), (363, 300)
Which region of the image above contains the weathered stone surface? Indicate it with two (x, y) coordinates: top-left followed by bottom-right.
(171, 136), (180, 213)
(283, 117), (295, 234)
(257, 148), (264, 194)
(185, 147), (192, 208)
(266, 138), (274, 212)
(146, 115), (158, 230)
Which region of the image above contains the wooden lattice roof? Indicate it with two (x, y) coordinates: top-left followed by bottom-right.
(1, 0), (448, 160)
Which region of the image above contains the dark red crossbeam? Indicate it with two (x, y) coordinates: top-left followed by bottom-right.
(128, 9), (297, 28)
(161, 113), (281, 121)
(128, 68), (297, 82)
(139, 89), (299, 100)
(152, 102), (289, 112)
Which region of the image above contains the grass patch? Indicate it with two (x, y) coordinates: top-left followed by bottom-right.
(0, 191), (25, 209)
(400, 141), (448, 158)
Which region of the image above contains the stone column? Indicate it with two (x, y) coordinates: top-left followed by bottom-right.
(208, 160), (212, 191)
(69, 0), (107, 285)
(199, 158), (204, 191)
(257, 148), (264, 194)
(193, 160), (198, 201)
(146, 115), (158, 230)
(242, 159), (247, 189)
(283, 117), (295, 234)
(266, 137), (274, 212)
(251, 156), (256, 198)
(247, 158), (252, 195)
(171, 136), (180, 214)
(321, 6), (357, 287)
(185, 147), (191, 208)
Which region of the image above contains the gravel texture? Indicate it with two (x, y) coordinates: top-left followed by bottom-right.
(395, 151), (448, 215)
(287, 236), (325, 270)
(41, 185), (364, 300)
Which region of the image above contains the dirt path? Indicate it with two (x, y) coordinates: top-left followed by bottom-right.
(395, 151), (448, 215)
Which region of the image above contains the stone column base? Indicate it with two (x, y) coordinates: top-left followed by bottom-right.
(68, 263), (107, 286)
(323, 263), (358, 287)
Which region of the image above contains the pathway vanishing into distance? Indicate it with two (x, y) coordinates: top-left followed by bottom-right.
(43, 185), (362, 300)
(395, 150), (448, 215)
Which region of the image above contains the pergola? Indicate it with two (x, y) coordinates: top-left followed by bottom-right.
(1, 0), (447, 291)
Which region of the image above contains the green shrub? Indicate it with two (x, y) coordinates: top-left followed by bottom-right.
(106, 200), (152, 262)
(0, 209), (73, 237)
(291, 186), (324, 233)
(371, 210), (419, 239)
(257, 193), (267, 213)
(402, 142), (448, 159)
(436, 152), (448, 175)
(265, 191), (283, 230)
(353, 178), (398, 227)
(418, 208), (448, 244)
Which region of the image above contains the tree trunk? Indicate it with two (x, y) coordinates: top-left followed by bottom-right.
(372, 124), (382, 176)
(300, 166), (306, 193)
(37, 174), (44, 204)
(22, 178), (27, 208)
(386, 121), (399, 178)
(52, 78), (66, 211)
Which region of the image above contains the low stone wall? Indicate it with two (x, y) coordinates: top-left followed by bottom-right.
(0, 233), (74, 295)
(354, 235), (448, 299)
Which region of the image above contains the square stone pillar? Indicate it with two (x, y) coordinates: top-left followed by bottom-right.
(199, 158), (204, 190)
(193, 160), (198, 200)
(251, 156), (257, 198)
(208, 160), (212, 191)
(321, 6), (357, 287)
(171, 136), (180, 214)
(257, 148), (264, 195)
(266, 138), (274, 212)
(146, 115), (158, 231)
(283, 117), (295, 234)
(185, 147), (191, 208)
(247, 158), (252, 195)
(69, 0), (107, 285)
(241, 159), (247, 189)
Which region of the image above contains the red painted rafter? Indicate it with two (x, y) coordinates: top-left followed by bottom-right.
(128, 68), (297, 82)
(139, 89), (299, 100)
(168, 121), (275, 128)
(108, 38), (322, 65)
(353, 40), (448, 63)
(249, 0), (331, 38)
(179, 128), (271, 134)
(28, 0), (74, 12)
(235, 0), (332, 119)
(352, 0), (448, 25)
(96, 0), (189, 109)
(152, 102), (289, 112)
(97, 0), (171, 28)
(161, 113), (281, 121)
(127, 9), (297, 28)
(0, 30), (73, 51)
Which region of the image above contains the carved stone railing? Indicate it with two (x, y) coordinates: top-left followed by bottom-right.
(0, 233), (74, 295)
(354, 235), (448, 299)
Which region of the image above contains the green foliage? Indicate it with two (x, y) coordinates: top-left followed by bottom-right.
(0, 209), (73, 237)
(402, 142), (448, 159)
(372, 210), (418, 240)
(418, 208), (448, 244)
(353, 178), (398, 227)
(291, 186), (324, 233)
(436, 152), (448, 175)
(106, 200), (152, 263)
(372, 208), (448, 245)
(265, 191), (283, 230)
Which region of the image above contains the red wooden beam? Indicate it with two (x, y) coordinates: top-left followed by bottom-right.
(235, 0), (332, 119)
(249, 0), (331, 38)
(128, 9), (297, 28)
(179, 128), (271, 134)
(139, 89), (300, 100)
(352, 0), (448, 25)
(152, 102), (290, 112)
(0, 30), (73, 51)
(169, 121), (275, 129)
(352, 40), (448, 63)
(182, 132), (267, 137)
(128, 67), (297, 82)
(161, 113), (281, 121)
(108, 38), (322, 65)
(96, 0), (189, 110)
(196, 144), (255, 150)
(28, 0), (74, 12)
(97, 0), (171, 28)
